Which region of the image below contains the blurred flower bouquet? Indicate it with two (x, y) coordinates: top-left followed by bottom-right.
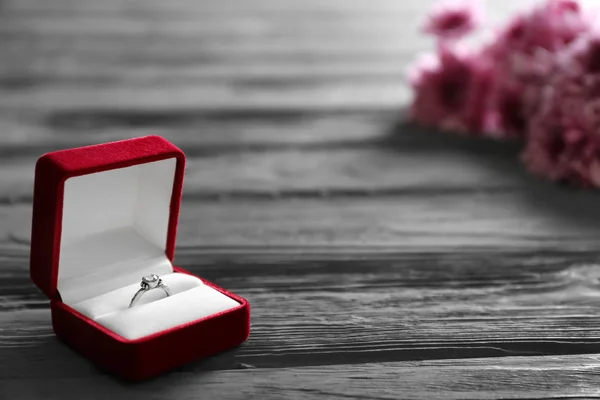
(409, 0), (600, 187)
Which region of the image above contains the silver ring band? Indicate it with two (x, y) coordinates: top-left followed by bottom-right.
(129, 274), (171, 308)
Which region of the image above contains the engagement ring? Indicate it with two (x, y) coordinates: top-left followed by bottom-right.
(129, 274), (171, 308)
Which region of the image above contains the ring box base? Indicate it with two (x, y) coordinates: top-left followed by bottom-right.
(52, 268), (250, 381)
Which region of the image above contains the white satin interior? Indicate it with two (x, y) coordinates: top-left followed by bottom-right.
(71, 271), (240, 340)
(57, 158), (240, 340)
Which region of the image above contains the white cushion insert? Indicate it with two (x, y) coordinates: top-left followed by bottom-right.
(72, 272), (241, 340)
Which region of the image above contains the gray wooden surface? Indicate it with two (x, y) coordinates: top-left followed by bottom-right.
(3, 0), (600, 399)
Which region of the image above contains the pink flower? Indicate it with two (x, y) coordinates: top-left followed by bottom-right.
(484, 0), (589, 138)
(487, 49), (556, 137)
(409, 46), (495, 134)
(556, 32), (600, 77)
(522, 32), (600, 187)
(522, 115), (600, 187)
(409, 0), (600, 188)
(422, 0), (483, 40)
(492, 0), (586, 56)
(493, 83), (528, 137)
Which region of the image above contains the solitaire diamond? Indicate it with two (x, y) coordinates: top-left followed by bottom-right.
(142, 274), (160, 289)
(130, 274), (172, 308)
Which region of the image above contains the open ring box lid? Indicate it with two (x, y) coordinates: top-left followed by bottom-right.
(29, 136), (250, 380)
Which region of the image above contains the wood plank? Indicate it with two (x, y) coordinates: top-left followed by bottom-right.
(3, 180), (600, 250)
(0, 15), (419, 37)
(3, 187), (600, 371)
(3, 250), (600, 371)
(0, 36), (422, 64)
(0, 116), (530, 200)
(3, 354), (600, 400)
(4, 0), (437, 13)
(0, 0), (425, 63)
(0, 147), (526, 202)
(3, 193), (600, 386)
(4, 0), (566, 15)
(0, 60), (411, 86)
(0, 112), (400, 157)
(0, 81), (409, 113)
(171, 190), (600, 250)
(180, 149), (523, 196)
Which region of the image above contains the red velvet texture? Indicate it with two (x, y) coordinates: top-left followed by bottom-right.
(52, 271), (250, 380)
(29, 136), (251, 380)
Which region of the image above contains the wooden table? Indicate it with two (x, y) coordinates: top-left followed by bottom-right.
(3, 0), (600, 398)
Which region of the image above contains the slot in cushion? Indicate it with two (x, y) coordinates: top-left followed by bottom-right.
(72, 272), (240, 340)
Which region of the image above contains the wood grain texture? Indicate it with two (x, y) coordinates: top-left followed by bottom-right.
(4, 354), (600, 400)
(4, 250), (600, 371)
(0, 138), (527, 202)
(0, 0), (558, 118)
(0, 111), (398, 158)
(3, 185), (600, 251)
(2, 0), (600, 397)
(0, 114), (527, 203)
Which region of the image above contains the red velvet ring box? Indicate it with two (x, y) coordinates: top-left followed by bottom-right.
(29, 135), (250, 380)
